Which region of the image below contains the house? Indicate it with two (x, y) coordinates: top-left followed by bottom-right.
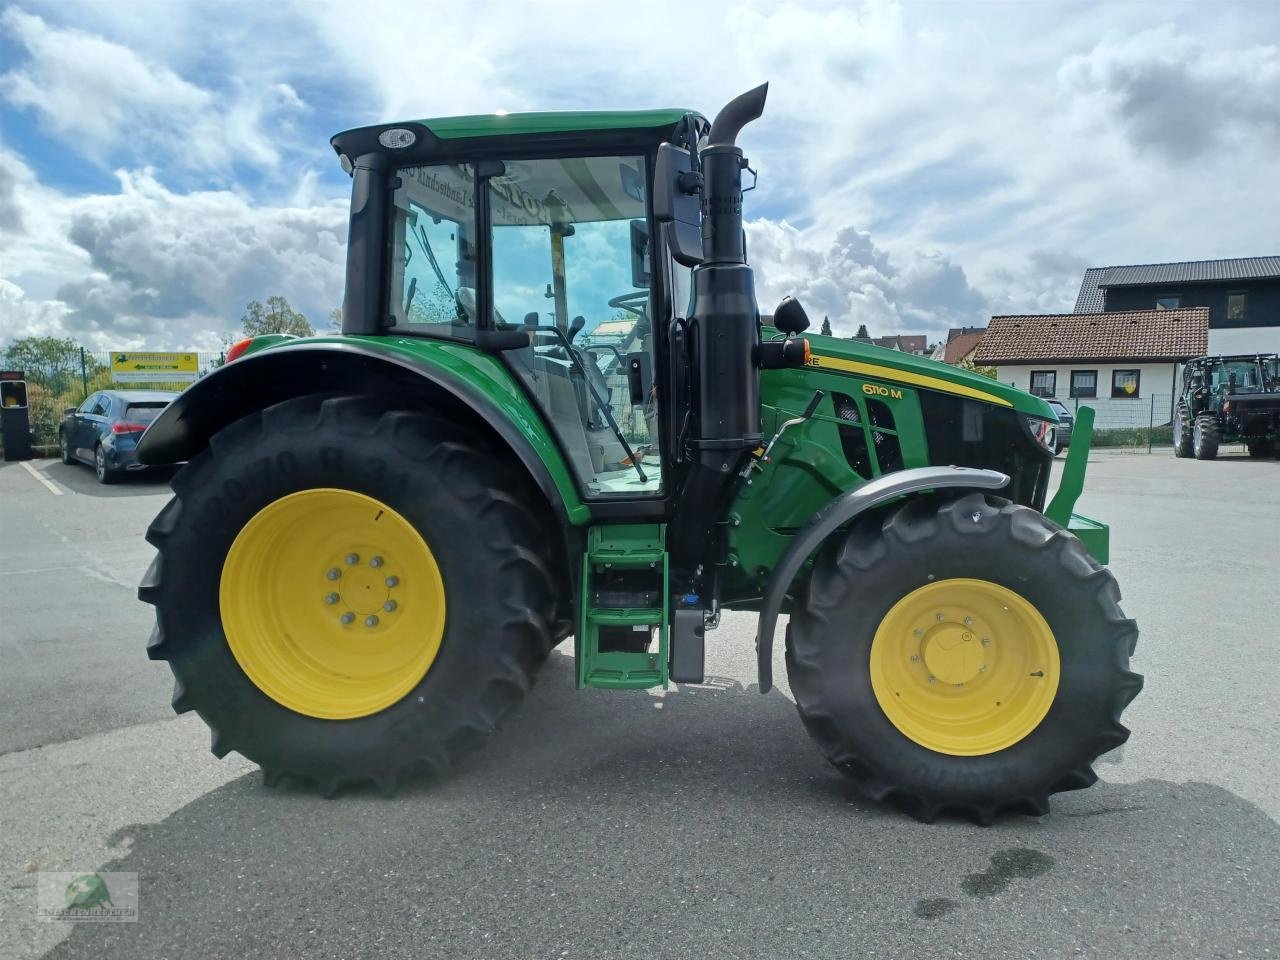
(930, 326), (986, 364)
(973, 308), (1209, 423)
(855, 334), (929, 355)
(1074, 256), (1280, 354)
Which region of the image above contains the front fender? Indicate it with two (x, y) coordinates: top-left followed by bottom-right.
(754, 466), (1009, 692)
(137, 337), (591, 526)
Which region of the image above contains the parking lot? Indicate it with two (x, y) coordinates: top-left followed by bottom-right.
(2, 451), (1278, 959)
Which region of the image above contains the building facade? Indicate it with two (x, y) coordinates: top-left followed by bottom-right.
(1075, 257), (1280, 355)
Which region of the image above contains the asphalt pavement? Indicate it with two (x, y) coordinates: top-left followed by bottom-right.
(1, 451), (1277, 959)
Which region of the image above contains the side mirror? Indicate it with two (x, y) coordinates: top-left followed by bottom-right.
(630, 220), (651, 288)
(773, 296), (811, 336)
(653, 143), (704, 268)
(569, 315), (586, 341)
(64, 407), (77, 417)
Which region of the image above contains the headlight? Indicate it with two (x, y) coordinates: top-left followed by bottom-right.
(1021, 415), (1057, 454)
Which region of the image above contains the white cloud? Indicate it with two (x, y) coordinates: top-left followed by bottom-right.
(0, 8), (306, 174)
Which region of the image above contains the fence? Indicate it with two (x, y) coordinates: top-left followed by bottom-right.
(0, 346), (224, 450)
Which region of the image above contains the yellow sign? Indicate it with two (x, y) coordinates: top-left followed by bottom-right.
(111, 352), (199, 383)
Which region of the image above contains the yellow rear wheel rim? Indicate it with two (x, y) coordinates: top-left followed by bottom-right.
(220, 488), (446, 720)
(869, 578), (1059, 756)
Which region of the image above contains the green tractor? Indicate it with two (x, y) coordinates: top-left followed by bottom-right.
(1173, 354), (1280, 459)
(138, 85), (1140, 822)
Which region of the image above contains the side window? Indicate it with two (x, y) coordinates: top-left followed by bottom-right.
(388, 165), (478, 335)
(488, 155), (661, 497)
(866, 398), (904, 474)
(90, 395), (110, 417)
(78, 393), (99, 415)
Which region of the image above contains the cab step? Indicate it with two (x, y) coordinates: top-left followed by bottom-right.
(578, 524), (669, 690)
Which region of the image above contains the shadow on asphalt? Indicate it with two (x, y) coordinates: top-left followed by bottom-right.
(40, 460), (176, 498)
(45, 654), (1280, 960)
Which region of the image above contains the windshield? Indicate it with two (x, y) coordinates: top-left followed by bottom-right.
(488, 155), (661, 497)
(1210, 359), (1265, 393)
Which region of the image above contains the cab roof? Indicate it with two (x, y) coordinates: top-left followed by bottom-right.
(331, 109), (701, 163)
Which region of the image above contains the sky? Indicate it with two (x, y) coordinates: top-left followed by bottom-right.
(1, 0), (1279, 351)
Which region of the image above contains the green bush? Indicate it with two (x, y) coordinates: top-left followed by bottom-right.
(1091, 426), (1173, 448)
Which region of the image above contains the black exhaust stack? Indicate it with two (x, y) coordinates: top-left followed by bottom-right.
(669, 83), (769, 590)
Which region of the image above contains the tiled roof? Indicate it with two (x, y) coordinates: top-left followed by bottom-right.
(943, 329), (985, 364)
(974, 308), (1209, 364)
(1073, 257), (1280, 312)
(871, 334), (928, 352)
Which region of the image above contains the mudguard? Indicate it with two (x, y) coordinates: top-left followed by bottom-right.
(754, 465), (1009, 692)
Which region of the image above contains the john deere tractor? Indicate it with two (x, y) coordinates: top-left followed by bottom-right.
(1173, 354), (1280, 459)
(138, 85), (1140, 822)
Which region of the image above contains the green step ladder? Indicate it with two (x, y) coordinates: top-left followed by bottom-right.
(577, 523), (669, 690)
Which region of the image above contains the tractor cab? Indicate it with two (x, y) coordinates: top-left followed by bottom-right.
(331, 110), (707, 502)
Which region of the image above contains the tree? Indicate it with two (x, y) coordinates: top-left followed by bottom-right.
(854, 323), (870, 339)
(820, 315), (832, 336)
(241, 296), (314, 337)
(328, 307), (343, 333)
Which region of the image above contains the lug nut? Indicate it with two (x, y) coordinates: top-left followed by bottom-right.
(936, 613), (945, 622)
(981, 637), (991, 647)
(910, 654), (920, 662)
(979, 665), (987, 673)
(385, 576), (399, 588)
(326, 568), (341, 581)
(927, 676), (936, 684)
(383, 600), (397, 613)
(913, 628), (923, 638)
(324, 593), (340, 605)
(370, 556), (384, 568)
(340, 612), (355, 625)
(963, 616), (973, 626)
(345, 553), (360, 565)
(365, 615), (379, 628)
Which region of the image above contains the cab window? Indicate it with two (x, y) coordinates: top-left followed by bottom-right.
(488, 155), (661, 497)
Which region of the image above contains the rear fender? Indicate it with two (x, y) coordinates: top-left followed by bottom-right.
(137, 339), (591, 527)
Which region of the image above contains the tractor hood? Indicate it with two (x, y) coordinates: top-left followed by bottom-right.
(794, 330), (1054, 418)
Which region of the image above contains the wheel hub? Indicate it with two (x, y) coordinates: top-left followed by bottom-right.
(870, 578), (1060, 756)
(220, 488), (446, 720)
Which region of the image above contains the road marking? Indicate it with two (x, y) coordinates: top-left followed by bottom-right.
(19, 461), (63, 496)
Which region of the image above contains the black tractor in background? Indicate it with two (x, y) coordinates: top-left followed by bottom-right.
(1173, 354), (1280, 460)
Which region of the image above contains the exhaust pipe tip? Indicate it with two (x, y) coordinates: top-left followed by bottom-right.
(706, 82), (769, 148)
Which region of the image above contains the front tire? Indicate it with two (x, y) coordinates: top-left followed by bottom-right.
(1246, 438), (1274, 458)
(1173, 403), (1193, 458)
(786, 493), (1141, 823)
(1192, 414), (1220, 460)
(139, 395), (557, 795)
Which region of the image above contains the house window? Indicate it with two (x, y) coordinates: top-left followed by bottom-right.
(1029, 370), (1056, 397)
(1069, 370), (1097, 398)
(1111, 369), (1141, 398)
(1155, 295), (1181, 310)
(1227, 292), (1247, 321)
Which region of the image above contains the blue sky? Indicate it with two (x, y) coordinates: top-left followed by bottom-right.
(2, 0), (1280, 350)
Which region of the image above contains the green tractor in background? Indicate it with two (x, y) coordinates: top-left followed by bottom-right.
(138, 85), (1140, 822)
(1173, 354), (1280, 459)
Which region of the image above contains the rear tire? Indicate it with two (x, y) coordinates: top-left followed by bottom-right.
(1246, 438), (1274, 458)
(139, 395), (557, 795)
(1192, 414), (1220, 460)
(1172, 403), (1193, 458)
(94, 444), (116, 484)
(59, 430), (75, 465)
(786, 493), (1141, 824)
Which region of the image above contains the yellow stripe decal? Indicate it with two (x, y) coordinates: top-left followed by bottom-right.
(808, 355), (1013, 407)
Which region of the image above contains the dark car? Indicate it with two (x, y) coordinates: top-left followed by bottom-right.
(58, 390), (179, 483)
(1046, 398), (1074, 455)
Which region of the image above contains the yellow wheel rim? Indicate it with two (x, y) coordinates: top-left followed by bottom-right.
(869, 578), (1059, 756)
(219, 488), (446, 720)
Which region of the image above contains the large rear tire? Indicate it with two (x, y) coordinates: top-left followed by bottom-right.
(786, 493), (1141, 824)
(1172, 403), (1193, 458)
(140, 395), (557, 795)
(1192, 414), (1220, 460)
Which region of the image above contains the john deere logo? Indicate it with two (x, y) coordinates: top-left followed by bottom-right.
(65, 874), (112, 910)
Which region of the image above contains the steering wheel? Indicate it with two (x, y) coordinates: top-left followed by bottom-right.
(608, 290), (649, 319)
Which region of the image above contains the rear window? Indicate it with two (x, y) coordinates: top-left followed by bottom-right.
(124, 403), (169, 424)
